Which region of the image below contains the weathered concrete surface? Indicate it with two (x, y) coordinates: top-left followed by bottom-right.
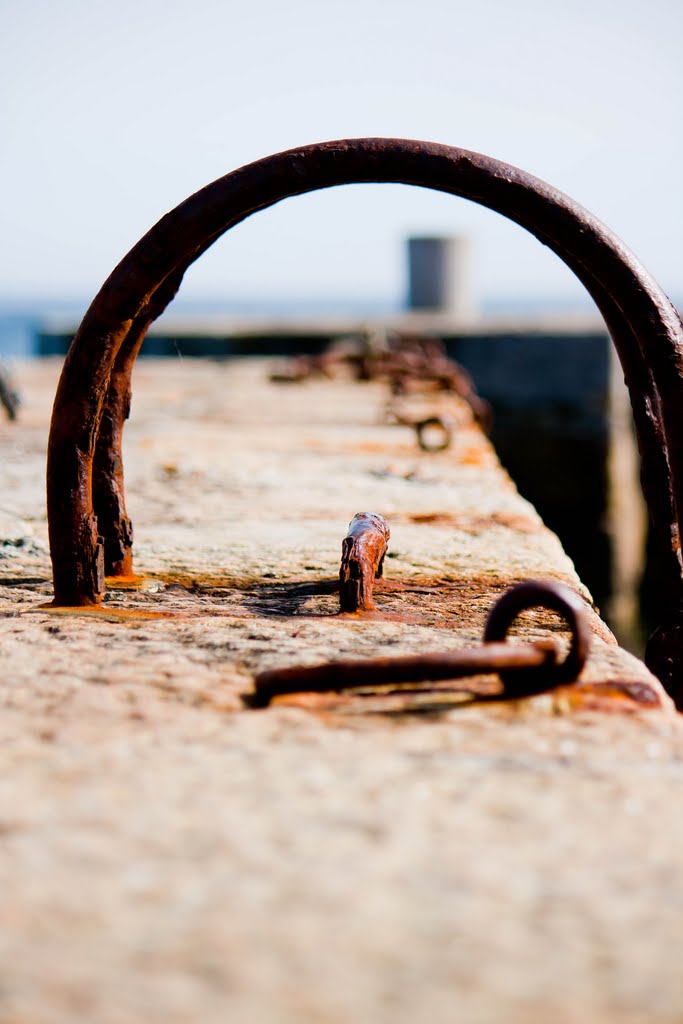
(0, 359), (681, 1023)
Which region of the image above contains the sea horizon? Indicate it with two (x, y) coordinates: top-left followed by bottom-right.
(0, 291), (680, 359)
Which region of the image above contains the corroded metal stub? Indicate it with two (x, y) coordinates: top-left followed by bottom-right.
(339, 512), (390, 613)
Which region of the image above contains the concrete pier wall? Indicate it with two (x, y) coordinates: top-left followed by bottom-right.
(35, 314), (645, 646)
(444, 331), (645, 644)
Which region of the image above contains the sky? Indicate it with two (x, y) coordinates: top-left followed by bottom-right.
(1, 0), (681, 312)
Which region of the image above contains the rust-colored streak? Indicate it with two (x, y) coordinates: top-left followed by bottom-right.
(339, 512), (390, 613)
(396, 511), (539, 533)
(37, 604), (186, 621)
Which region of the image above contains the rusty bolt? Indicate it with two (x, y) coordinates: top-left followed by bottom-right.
(339, 512), (390, 613)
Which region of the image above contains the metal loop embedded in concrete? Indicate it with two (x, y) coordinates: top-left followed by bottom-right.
(251, 579), (590, 708)
(415, 416), (452, 452)
(484, 579), (591, 691)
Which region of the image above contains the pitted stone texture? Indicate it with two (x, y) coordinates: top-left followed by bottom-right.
(0, 357), (680, 1024)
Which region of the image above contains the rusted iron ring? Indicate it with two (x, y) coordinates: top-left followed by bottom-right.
(251, 579), (590, 707)
(415, 416), (452, 452)
(484, 579), (591, 692)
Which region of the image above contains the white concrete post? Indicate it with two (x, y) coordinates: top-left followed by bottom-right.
(407, 236), (476, 318)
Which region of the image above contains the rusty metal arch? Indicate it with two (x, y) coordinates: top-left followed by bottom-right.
(46, 138), (683, 696)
